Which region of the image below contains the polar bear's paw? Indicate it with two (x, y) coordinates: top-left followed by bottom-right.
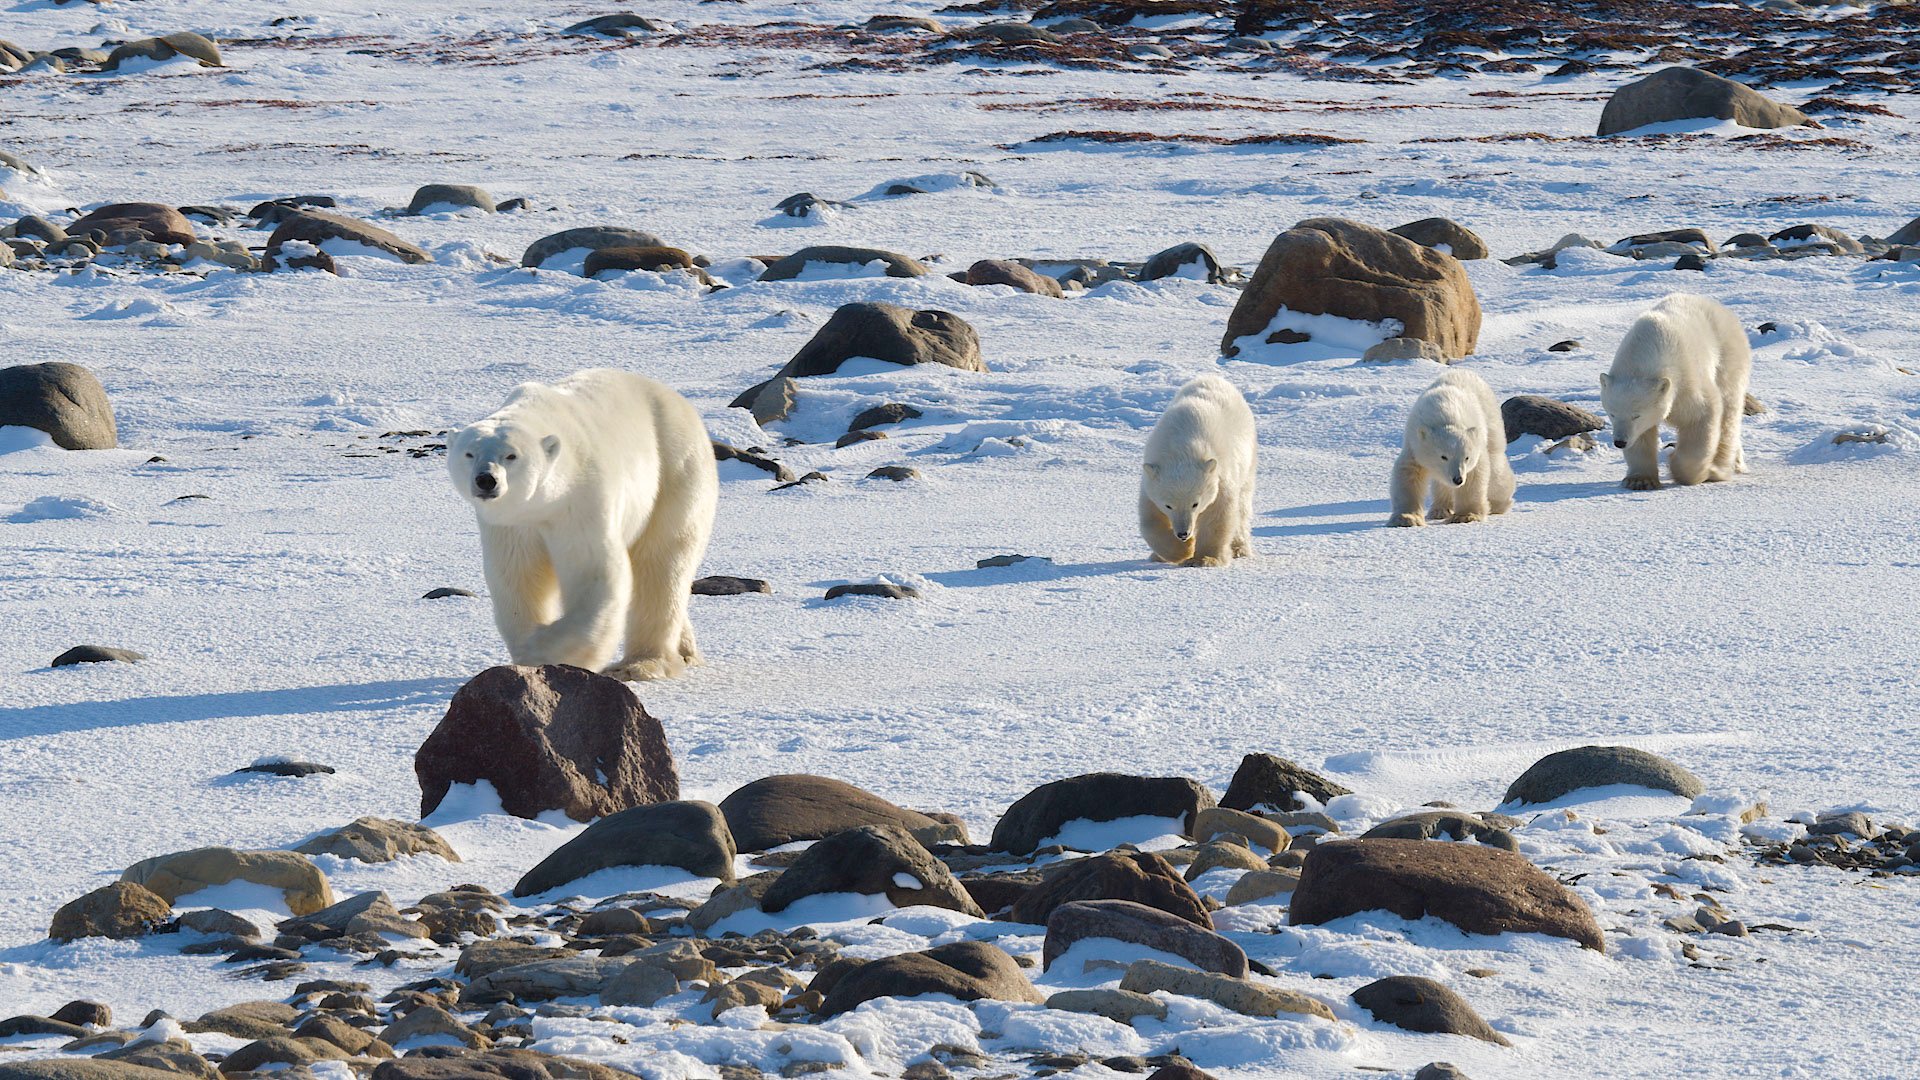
(1446, 510), (1487, 524)
(1182, 554), (1228, 568)
(1623, 475), (1662, 491)
(1387, 512), (1426, 528)
(607, 655), (688, 682)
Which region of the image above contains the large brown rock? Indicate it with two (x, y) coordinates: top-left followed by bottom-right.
(1503, 745), (1704, 806)
(0, 363), (118, 450)
(1221, 218), (1481, 360)
(513, 800), (735, 897)
(730, 302), (982, 410)
(759, 824), (982, 916)
(1219, 753), (1350, 812)
(819, 941), (1041, 1016)
(1289, 839), (1605, 951)
(717, 774), (940, 852)
(583, 245), (712, 284)
(0, 1062), (182, 1080)
(1389, 218), (1489, 261)
(122, 848), (332, 916)
(1009, 852), (1211, 928)
(102, 32), (222, 71)
(48, 882), (171, 941)
(990, 772), (1214, 855)
(1044, 899), (1245, 975)
(68, 203), (196, 246)
(265, 210), (432, 267)
(416, 665), (679, 823)
(1597, 66), (1814, 136)
(965, 258), (1064, 296)
(1351, 975), (1509, 1044)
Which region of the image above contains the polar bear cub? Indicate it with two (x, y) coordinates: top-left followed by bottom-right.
(1140, 374), (1257, 567)
(449, 369), (718, 681)
(1389, 368), (1515, 527)
(1600, 293), (1751, 490)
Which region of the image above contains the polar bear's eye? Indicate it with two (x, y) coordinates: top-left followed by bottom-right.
(504, 453), (518, 462)
(1191, 502), (1199, 508)
(463, 452), (474, 459)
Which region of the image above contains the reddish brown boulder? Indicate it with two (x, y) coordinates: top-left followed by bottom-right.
(965, 259), (1063, 297)
(1009, 852), (1211, 928)
(415, 665), (678, 822)
(1289, 839), (1604, 951)
(49, 882), (171, 941)
(69, 203), (196, 246)
(583, 245), (714, 284)
(717, 774), (940, 852)
(266, 210), (432, 267)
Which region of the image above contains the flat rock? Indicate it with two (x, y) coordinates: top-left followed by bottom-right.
(820, 941), (1041, 1017)
(1362, 810), (1516, 850)
(1352, 975), (1510, 1044)
(415, 664), (679, 822)
(69, 203), (196, 246)
(760, 824), (982, 916)
(1191, 807), (1288, 851)
(266, 210), (432, 267)
(1220, 754), (1350, 812)
(1119, 959), (1334, 1020)
(759, 244), (926, 281)
(1044, 988), (1168, 1023)
(462, 956), (631, 1005)
(825, 582), (918, 600)
(1598, 66), (1813, 136)
(1289, 839), (1605, 951)
(993, 772), (1213, 854)
(966, 258), (1063, 296)
(52, 645), (142, 666)
(1009, 852), (1211, 928)
(522, 226), (665, 268)
(122, 847), (332, 916)
(0, 363), (118, 450)
(1503, 745), (1704, 806)
(183, 1000), (299, 1041)
(406, 184), (494, 214)
(102, 32), (221, 71)
(513, 800), (736, 896)
(294, 817), (458, 863)
(719, 774), (942, 851)
(1045, 899), (1246, 975)
(234, 760), (334, 778)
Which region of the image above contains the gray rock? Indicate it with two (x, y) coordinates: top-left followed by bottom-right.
(0, 1062), (183, 1080)
(1138, 242), (1224, 284)
(1414, 1065), (1475, 1080)
(521, 227), (665, 269)
(1119, 959), (1335, 1020)
(1044, 899), (1246, 976)
(1767, 224), (1863, 254)
(1351, 975), (1509, 1043)
(406, 184), (495, 214)
(265, 210), (432, 268)
(991, 772), (1215, 855)
(1362, 810), (1517, 849)
(1390, 218), (1489, 260)
(513, 800), (736, 896)
(52, 645), (143, 666)
(1361, 337), (1447, 363)
(1809, 811), (1875, 838)
(686, 872), (779, 932)
(820, 941), (1041, 1016)
(692, 575), (771, 596)
(1501, 395), (1604, 442)
(565, 14), (671, 36)
(758, 244), (926, 282)
(279, 890), (427, 940)
(1220, 754), (1350, 813)
(182, 1000), (299, 1041)
(719, 774), (946, 852)
(761, 824), (981, 915)
(1503, 745), (1704, 806)
(462, 956), (631, 1005)
(1044, 988), (1168, 1023)
(0, 363), (118, 450)
(826, 582), (918, 600)
(732, 301), (979, 412)
(1598, 66), (1813, 136)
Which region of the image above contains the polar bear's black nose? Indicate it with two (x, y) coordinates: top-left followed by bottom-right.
(1613, 439), (1627, 449)
(474, 472), (498, 497)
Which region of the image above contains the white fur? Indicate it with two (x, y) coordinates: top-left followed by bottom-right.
(1139, 374), (1257, 567)
(1388, 367), (1515, 527)
(448, 369), (718, 681)
(1600, 293), (1752, 490)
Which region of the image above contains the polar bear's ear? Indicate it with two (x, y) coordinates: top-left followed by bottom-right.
(1143, 463), (1159, 476)
(1598, 373), (1612, 389)
(1465, 426), (1479, 438)
(1201, 458), (1218, 475)
(541, 434), (562, 459)
(1656, 377), (1672, 393)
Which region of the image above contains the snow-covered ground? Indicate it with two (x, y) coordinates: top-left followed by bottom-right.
(2, 1), (1918, 1077)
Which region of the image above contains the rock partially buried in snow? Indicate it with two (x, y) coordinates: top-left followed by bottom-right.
(758, 244), (927, 281)
(718, 774), (948, 852)
(415, 665), (679, 822)
(1010, 852), (1211, 927)
(234, 760), (334, 778)
(1362, 810), (1518, 850)
(279, 890), (428, 941)
(565, 14), (672, 36)
(512, 800), (735, 896)
(819, 941), (1042, 1017)
(1191, 806), (1289, 851)
(265, 210), (433, 268)
(521, 226), (665, 269)
(1119, 959), (1335, 1021)
(1225, 868), (1300, 906)
(1044, 899), (1246, 976)
(1223, 218), (1481, 360)
(292, 817), (460, 864)
(102, 32), (223, 71)
(1501, 395), (1604, 442)
(760, 824), (982, 915)
(0, 363), (119, 450)
(583, 245), (714, 284)
(731, 301), (983, 410)
(965, 258), (1063, 296)
(825, 581), (919, 600)
(1597, 66), (1815, 136)
(69, 203), (197, 246)
(1139, 241), (1225, 283)
(51, 644), (142, 666)
(691, 575), (771, 596)
(1390, 218), (1490, 261)
(1290, 839), (1605, 951)
(404, 184), (495, 215)
(1045, 988), (1169, 1023)
(990, 772), (1215, 855)
(1220, 753), (1351, 812)
(1502, 745), (1705, 806)
(1362, 337), (1448, 363)
(48, 882), (171, 941)
(1351, 975), (1510, 1044)
(121, 848), (333, 916)
(848, 402), (924, 431)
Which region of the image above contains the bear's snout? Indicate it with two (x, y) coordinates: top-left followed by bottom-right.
(474, 471), (500, 498)
(1613, 438), (1627, 449)
(1452, 472), (1464, 486)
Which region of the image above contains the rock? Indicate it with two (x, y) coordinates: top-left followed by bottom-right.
(0, 1016), (89, 1039)
(49, 882), (171, 941)
(1501, 396), (1604, 442)
(406, 184), (494, 214)
(455, 939), (571, 981)
(1219, 753), (1350, 812)
(51, 1001), (111, 1028)
(463, 956), (631, 1005)
(1191, 807), (1289, 851)
(1351, 976), (1509, 1044)
(0, 1064), (194, 1080)
(1390, 218), (1490, 260)
(1010, 852), (1211, 928)
(731, 302), (982, 409)
(965, 258), (1063, 296)
(183, 1000), (300, 1041)
(415, 664), (679, 822)
(825, 581), (918, 601)
(1290, 839), (1605, 951)
(719, 774), (946, 852)
(1184, 840), (1268, 880)
(293, 1016), (386, 1055)
(1225, 869), (1300, 906)
(1503, 745), (1704, 806)
(1044, 988), (1168, 1024)
(279, 890), (427, 941)
(1768, 224), (1864, 255)
(692, 575), (770, 596)
(293, 817), (458, 864)
(96, 1039), (219, 1079)
(991, 772), (1214, 855)
(686, 871), (779, 932)
(234, 760), (334, 778)
(866, 15), (942, 33)
(565, 14), (671, 35)
(513, 800), (735, 896)
(51, 645), (143, 666)
(761, 824), (982, 916)
(522, 227), (666, 269)
(965, 22), (1064, 45)
(867, 465), (919, 482)
(1413, 1065), (1474, 1080)
(583, 245), (712, 283)
(1809, 811), (1875, 838)
(1119, 959), (1334, 1021)
(12, 216), (69, 244)
(219, 1036), (351, 1073)
(848, 403), (923, 431)
(759, 244), (926, 281)
(70, 203), (196, 246)
(177, 908), (259, 938)
(1045, 899), (1246, 975)
(1223, 218), (1481, 360)
(746, 377), (797, 425)
(1361, 337), (1448, 363)
(1138, 242), (1225, 283)
(1363, 811), (1517, 850)
(713, 442), (792, 484)
(1597, 66), (1814, 136)
(265, 211), (433, 267)
(246, 196), (337, 225)
(0, 362), (119, 450)
(837, 430), (886, 448)
(122, 848), (332, 915)
(102, 32), (222, 71)
(820, 941), (1041, 1017)
(369, 1050), (629, 1080)
(381, 1005), (487, 1049)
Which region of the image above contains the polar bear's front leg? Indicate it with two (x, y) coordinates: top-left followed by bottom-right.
(516, 528), (630, 671)
(1622, 428), (1663, 490)
(1447, 464), (1490, 523)
(1140, 491), (1194, 563)
(1710, 396), (1745, 481)
(1671, 401), (1721, 486)
(480, 525), (559, 662)
(1232, 483), (1255, 557)
(1185, 497), (1238, 568)
(1387, 453), (1427, 528)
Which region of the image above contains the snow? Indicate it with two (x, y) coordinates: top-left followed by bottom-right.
(0, 1), (1916, 1076)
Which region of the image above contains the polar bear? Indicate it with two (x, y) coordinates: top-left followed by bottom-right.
(1140, 374), (1257, 567)
(1388, 368), (1515, 527)
(1600, 293), (1751, 490)
(448, 369), (718, 681)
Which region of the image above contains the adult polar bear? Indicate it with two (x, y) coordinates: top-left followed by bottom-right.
(1139, 374), (1257, 567)
(448, 369), (717, 681)
(1600, 293), (1751, 490)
